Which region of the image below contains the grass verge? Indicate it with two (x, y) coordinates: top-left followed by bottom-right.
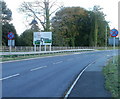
(103, 55), (120, 98)
(1, 52), (71, 62)
(1, 50), (94, 62)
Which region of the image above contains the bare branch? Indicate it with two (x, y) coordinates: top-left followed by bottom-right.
(49, 0), (58, 10)
(19, 2), (45, 30)
(49, 6), (63, 16)
(27, 7), (45, 29)
(19, 0), (64, 31)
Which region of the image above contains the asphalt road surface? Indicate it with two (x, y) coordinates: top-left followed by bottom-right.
(1, 50), (118, 98)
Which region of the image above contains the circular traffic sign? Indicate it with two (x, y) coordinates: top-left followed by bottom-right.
(8, 32), (14, 40)
(110, 29), (118, 37)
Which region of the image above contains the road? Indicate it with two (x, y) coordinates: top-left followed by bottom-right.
(1, 50), (118, 98)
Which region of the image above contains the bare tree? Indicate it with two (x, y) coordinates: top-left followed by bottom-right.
(19, 0), (63, 31)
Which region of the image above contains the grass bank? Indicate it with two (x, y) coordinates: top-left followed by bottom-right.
(1, 52), (71, 62)
(103, 55), (120, 98)
(1, 50), (94, 62)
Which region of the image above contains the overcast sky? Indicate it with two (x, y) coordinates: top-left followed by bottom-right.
(4, 0), (119, 36)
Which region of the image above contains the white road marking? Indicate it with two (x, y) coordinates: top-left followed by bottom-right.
(53, 61), (63, 64)
(0, 73), (20, 81)
(30, 66), (47, 71)
(64, 60), (96, 99)
(73, 53), (81, 54)
(67, 59), (73, 61)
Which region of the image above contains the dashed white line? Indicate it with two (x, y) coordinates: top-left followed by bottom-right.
(0, 66), (47, 80)
(30, 66), (47, 71)
(73, 53), (81, 54)
(53, 61), (63, 64)
(0, 73), (20, 81)
(67, 59), (73, 61)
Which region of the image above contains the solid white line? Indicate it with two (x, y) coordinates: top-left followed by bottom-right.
(0, 73), (20, 81)
(64, 61), (96, 99)
(30, 66), (47, 71)
(53, 61), (63, 64)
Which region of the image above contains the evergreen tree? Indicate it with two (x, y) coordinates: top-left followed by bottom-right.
(1, 1), (19, 46)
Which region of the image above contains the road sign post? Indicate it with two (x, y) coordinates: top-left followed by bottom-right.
(39, 44), (41, 51)
(45, 45), (46, 51)
(7, 32), (15, 54)
(34, 44), (36, 52)
(50, 45), (51, 51)
(8, 40), (15, 53)
(105, 25), (107, 50)
(110, 28), (119, 63)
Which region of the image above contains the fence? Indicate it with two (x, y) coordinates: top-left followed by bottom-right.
(1, 46), (105, 52)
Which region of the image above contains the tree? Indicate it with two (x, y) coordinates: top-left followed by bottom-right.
(52, 7), (90, 46)
(89, 5), (109, 47)
(2, 23), (19, 46)
(52, 6), (109, 47)
(19, 0), (63, 31)
(29, 19), (40, 31)
(1, 1), (19, 46)
(1, 1), (12, 24)
(19, 29), (34, 46)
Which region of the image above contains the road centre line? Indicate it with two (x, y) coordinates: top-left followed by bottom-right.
(0, 73), (20, 81)
(67, 59), (73, 61)
(53, 61), (63, 64)
(73, 52), (81, 54)
(30, 66), (47, 71)
(1, 66), (47, 81)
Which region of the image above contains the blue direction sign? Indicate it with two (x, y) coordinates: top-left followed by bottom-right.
(8, 32), (14, 40)
(110, 29), (118, 37)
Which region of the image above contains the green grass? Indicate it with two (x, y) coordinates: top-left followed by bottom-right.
(97, 46), (120, 50)
(103, 55), (120, 98)
(1, 50), (94, 62)
(1, 52), (77, 62)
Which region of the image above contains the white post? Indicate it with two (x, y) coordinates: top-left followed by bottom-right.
(113, 37), (116, 63)
(105, 25), (107, 50)
(50, 45), (51, 51)
(9, 40), (12, 54)
(34, 45), (36, 52)
(39, 44), (41, 51)
(9, 46), (12, 54)
(15, 46), (16, 52)
(45, 45), (46, 51)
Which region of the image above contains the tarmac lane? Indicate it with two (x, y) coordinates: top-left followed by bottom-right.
(1, 50), (117, 98)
